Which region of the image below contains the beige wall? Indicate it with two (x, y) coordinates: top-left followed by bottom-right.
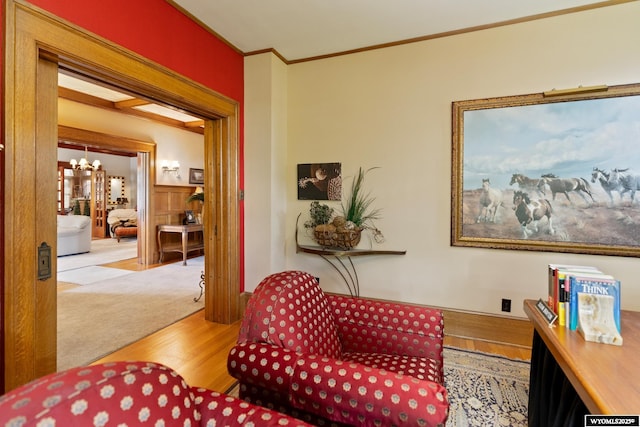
(244, 54), (289, 287)
(245, 2), (640, 317)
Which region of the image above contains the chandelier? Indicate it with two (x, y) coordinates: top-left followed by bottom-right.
(70, 146), (101, 171)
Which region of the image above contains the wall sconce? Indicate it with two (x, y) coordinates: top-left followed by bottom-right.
(161, 160), (181, 178)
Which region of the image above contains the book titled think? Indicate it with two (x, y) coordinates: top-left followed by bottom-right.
(570, 276), (622, 346)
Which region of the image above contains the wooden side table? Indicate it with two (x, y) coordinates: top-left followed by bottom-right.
(157, 223), (204, 265)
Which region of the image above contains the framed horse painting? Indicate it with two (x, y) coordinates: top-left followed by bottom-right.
(451, 82), (640, 257)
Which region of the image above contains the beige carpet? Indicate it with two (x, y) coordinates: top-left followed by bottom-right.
(57, 238), (137, 272)
(57, 256), (205, 371)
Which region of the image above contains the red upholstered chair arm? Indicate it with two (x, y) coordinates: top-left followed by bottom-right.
(0, 360), (312, 427)
(290, 354), (449, 427)
(2, 361), (314, 427)
(327, 294), (445, 364)
(227, 342), (302, 395)
(192, 388), (314, 426)
(0, 362), (200, 426)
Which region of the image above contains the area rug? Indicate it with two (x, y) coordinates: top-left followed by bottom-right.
(224, 347), (530, 427)
(57, 238), (137, 272)
(57, 256), (205, 371)
(58, 265), (133, 285)
(444, 347), (530, 427)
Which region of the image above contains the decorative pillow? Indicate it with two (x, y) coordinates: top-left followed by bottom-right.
(243, 271), (342, 359)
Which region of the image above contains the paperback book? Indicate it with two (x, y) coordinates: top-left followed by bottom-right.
(547, 264), (601, 319)
(568, 275), (621, 341)
(562, 270), (612, 329)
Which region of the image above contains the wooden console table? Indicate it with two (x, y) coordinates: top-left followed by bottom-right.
(157, 223), (204, 266)
(523, 299), (640, 426)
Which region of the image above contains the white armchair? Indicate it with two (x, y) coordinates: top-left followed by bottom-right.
(57, 215), (91, 256)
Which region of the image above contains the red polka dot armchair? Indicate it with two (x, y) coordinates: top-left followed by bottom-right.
(227, 270), (449, 426)
(0, 361), (313, 426)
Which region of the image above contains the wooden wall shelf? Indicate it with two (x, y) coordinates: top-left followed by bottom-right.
(295, 227), (405, 296)
(296, 243), (406, 258)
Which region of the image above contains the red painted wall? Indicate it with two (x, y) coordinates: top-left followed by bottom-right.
(28, 0), (244, 102)
(3, 0), (245, 293)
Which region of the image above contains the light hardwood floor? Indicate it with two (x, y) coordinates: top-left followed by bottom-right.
(92, 310), (240, 392)
(90, 254), (531, 393)
(92, 309), (531, 394)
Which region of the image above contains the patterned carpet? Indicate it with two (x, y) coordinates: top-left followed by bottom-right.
(444, 347), (530, 427)
(225, 347), (530, 426)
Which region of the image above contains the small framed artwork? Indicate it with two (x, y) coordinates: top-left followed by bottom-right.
(297, 163), (342, 200)
(189, 168), (204, 185)
(184, 210), (196, 224)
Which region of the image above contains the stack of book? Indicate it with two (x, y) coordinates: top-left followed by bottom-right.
(548, 264), (622, 346)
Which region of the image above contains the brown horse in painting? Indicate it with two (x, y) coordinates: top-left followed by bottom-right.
(538, 175), (595, 205)
(512, 191), (554, 239)
(510, 173), (543, 196)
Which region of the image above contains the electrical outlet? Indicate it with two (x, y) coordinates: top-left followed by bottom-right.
(501, 298), (512, 312)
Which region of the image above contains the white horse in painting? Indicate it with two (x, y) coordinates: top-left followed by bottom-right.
(476, 178), (503, 223)
(591, 167), (623, 206)
(608, 168), (640, 205)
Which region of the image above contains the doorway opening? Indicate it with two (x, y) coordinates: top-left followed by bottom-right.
(54, 73), (209, 369)
(3, 1), (241, 391)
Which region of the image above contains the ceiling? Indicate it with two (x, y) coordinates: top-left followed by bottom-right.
(169, 0), (621, 62)
(58, 72), (205, 136)
(58, 0), (623, 136)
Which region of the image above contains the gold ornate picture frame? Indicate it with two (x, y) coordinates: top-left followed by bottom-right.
(451, 83), (640, 257)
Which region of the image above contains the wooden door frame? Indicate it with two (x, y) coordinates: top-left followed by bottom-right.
(3, 0), (241, 391)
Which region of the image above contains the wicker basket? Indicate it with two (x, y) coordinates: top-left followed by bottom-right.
(333, 228), (362, 250)
(314, 228), (336, 247)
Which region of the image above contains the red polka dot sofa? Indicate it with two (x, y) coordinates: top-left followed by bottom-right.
(227, 270), (449, 426)
(0, 361), (313, 427)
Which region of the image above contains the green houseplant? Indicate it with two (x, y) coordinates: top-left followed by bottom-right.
(341, 167), (382, 229)
(186, 187), (205, 224)
(186, 187), (204, 203)
(304, 167), (384, 249)
(304, 201), (336, 247)
(304, 201), (334, 229)
(330, 166), (384, 248)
